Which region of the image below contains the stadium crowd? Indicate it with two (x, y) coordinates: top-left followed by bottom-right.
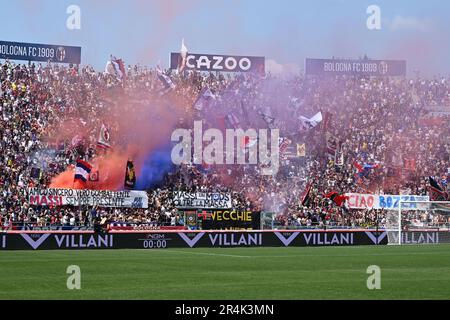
(0, 58), (449, 230)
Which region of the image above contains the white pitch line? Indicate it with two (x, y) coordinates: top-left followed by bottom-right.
(161, 250), (252, 258)
(160, 250), (449, 259)
(236, 251), (449, 258)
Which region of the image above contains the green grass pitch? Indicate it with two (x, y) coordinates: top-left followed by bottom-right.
(1, 245), (450, 299)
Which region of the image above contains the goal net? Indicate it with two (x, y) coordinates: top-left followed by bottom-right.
(386, 200), (450, 245)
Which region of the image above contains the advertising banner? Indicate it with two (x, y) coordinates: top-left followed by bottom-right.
(346, 193), (429, 210)
(377, 194), (429, 210)
(305, 58), (406, 76)
(172, 191), (232, 209)
(170, 52), (265, 73)
(0, 40), (81, 64)
(345, 193), (378, 209)
(4, 230), (445, 250)
(0, 230), (389, 250)
(28, 188), (148, 208)
(197, 210), (261, 230)
(387, 231), (440, 245)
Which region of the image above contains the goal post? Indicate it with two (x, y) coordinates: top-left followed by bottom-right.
(386, 200), (450, 245)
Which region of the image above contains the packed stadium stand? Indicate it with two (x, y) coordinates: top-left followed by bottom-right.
(0, 60), (449, 230)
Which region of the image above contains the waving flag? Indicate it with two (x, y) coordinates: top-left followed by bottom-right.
(278, 137), (292, 160)
(335, 150), (344, 166)
(325, 132), (339, 158)
(429, 176), (448, 201)
(105, 55), (126, 79)
(74, 159), (92, 184)
(105, 60), (115, 75)
(97, 124), (111, 149)
(279, 137), (291, 154)
(113, 57), (126, 79)
(297, 143), (306, 157)
(299, 111), (322, 131)
(354, 161), (380, 178)
(324, 191), (349, 207)
(193, 87), (216, 111)
(156, 65), (176, 95)
(177, 38), (188, 73)
(241, 135), (258, 153)
(301, 182), (312, 206)
(124, 160), (136, 189)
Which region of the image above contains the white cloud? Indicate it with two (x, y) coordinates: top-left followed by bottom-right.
(389, 16), (433, 32)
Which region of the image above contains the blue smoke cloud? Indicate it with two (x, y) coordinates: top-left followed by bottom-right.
(136, 144), (175, 189)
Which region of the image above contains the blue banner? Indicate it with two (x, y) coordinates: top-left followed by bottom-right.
(378, 195), (429, 210)
(0, 40), (81, 64)
(305, 58), (406, 76)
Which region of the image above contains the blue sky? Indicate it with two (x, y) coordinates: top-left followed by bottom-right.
(1, 0), (449, 76)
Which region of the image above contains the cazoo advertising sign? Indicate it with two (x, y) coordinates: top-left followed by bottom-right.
(28, 188), (148, 208)
(170, 52), (265, 73)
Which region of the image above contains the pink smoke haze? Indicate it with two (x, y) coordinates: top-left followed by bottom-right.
(50, 87), (189, 190)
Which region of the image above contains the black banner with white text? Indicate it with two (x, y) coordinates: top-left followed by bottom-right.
(170, 52), (265, 73)
(0, 229), (405, 250)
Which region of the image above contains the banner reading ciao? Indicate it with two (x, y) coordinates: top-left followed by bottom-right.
(345, 193), (429, 210)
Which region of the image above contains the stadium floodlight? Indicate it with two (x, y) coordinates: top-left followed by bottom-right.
(386, 200), (450, 245)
